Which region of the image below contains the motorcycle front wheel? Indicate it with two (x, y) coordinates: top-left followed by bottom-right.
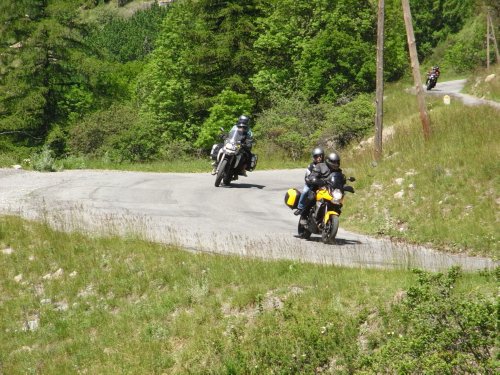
(214, 159), (227, 187)
(223, 170), (232, 186)
(322, 215), (339, 244)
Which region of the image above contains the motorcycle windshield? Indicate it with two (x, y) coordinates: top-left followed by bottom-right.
(327, 171), (344, 190)
(226, 128), (245, 144)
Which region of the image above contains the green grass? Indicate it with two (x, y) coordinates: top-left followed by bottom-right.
(1, 144), (307, 172)
(0, 153), (19, 167)
(462, 64), (500, 101)
(0, 216), (496, 374)
(341, 84), (499, 257)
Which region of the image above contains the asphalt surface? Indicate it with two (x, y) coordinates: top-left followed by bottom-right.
(422, 79), (500, 110)
(0, 167), (496, 271)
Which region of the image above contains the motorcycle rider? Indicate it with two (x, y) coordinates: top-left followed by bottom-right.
(297, 152), (345, 220)
(294, 147), (325, 216)
(211, 114), (254, 176)
(426, 65), (440, 85)
(324, 151), (347, 185)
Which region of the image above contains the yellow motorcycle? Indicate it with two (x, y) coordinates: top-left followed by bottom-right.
(286, 172), (355, 243)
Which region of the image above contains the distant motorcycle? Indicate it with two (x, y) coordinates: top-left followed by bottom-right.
(212, 127), (247, 187)
(426, 72), (438, 90)
(285, 173), (355, 243)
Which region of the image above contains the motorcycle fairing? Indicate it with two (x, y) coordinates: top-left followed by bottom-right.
(324, 210), (340, 224)
(316, 188), (332, 201)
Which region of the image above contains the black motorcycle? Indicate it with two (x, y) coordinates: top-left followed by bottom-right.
(426, 72), (438, 90)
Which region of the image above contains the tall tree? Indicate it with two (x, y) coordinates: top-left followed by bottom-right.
(253, 0), (378, 102)
(409, 0), (475, 59)
(137, 0), (264, 146)
(0, 0), (88, 148)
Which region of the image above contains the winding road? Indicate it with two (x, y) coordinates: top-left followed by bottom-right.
(419, 78), (500, 110)
(0, 167), (496, 271)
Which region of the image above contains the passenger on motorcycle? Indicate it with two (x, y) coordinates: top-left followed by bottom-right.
(297, 152), (346, 220)
(211, 115), (254, 176)
(294, 147), (325, 216)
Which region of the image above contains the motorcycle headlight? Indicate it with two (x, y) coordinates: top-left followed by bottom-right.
(333, 189), (343, 200)
(225, 143), (237, 151)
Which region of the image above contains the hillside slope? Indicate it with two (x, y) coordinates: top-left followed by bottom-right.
(341, 79), (499, 258)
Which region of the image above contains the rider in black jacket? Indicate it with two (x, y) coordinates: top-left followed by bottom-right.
(233, 116), (254, 176)
(294, 147), (325, 215)
(298, 152), (345, 219)
(211, 115), (254, 176)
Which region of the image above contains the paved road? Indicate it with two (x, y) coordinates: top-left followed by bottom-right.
(423, 79), (500, 110)
(0, 168), (495, 271)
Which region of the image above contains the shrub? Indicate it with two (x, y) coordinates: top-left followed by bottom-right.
(360, 267), (497, 374)
(443, 16), (486, 72)
(316, 93), (375, 149)
(31, 146), (57, 172)
(46, 125), (67, 157)
(254, 92), (326, 160)
(68, 103), (139, 157)
(111, 118), (165, 162)
(195, 89), (254, 150)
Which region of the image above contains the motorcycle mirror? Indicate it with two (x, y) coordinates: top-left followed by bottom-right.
(348, 176), (356, 182)
(344, 185), (355, 193)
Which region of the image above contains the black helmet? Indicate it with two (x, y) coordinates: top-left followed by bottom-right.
(238, 115), (250, 126)
(325, 152), (341, 170)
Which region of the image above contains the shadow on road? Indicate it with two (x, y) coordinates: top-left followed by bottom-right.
(334, 238), (363, 246)
(223, 183), (266, 189)
(293, 235), (362, 246)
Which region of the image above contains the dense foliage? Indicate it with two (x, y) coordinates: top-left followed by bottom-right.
(0, 0), (494, 162)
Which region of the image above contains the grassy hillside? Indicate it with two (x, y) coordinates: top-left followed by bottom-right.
(463, 65), (500, 101)
(340, 81), (499, 258)
(0, 216), (496, 374)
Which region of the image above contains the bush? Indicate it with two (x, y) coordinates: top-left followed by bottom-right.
(68, 103), (139, 157)
(31, 146), (58, 172)
(195, 89), (254, 150)
(360, 267), (497, 374)
(255, 92), (375, 160)
(254, 92), (326, 160)
(316, 93), (375, 149)
(46, 125), (67, 157)
(443, 16), (486, 72)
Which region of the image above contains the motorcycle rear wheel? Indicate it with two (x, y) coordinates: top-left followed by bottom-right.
(214, 159), (227, 187)
(322, 215), (339, 244)
(297, 220), (311, 240)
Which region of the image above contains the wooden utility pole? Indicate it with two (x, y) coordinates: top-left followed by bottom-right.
(487, 11), (500, 65)
(374, 0), (385, 161)
(487, 10), (490, 69)
(401, 0), (431, 140)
